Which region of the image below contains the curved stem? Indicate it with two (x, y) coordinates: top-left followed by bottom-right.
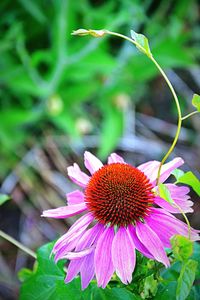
(181, 110), (199, 121)
(105, 30), (182, 185)
(0, 230), (36, 259)
(171, 203), (191, 239)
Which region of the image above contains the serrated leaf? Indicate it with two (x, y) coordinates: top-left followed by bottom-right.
(158, 184), (174, 204)
(0, 194), (10, 205)
(176, 171), (200, 196)
(176, 259), (197, 300)
(191, 94), (200, 112)
(171, 235), (193, 262)
(130, 30), (152, 57)
(172, 169), (185, 181)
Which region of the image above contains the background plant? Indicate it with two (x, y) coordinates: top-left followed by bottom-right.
(0, 1), (200, 299)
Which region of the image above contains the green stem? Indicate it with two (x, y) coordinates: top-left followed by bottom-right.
(181, 110), (199, 120)
(105, 30), (182, 186)
(172, 203), (191, 239)
(0, 230), (36, 259)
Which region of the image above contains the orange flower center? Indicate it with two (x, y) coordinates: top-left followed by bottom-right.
(85, 163), (154, 226)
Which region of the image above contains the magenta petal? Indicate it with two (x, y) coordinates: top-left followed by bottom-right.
(84, 151), (103, 174)
(138, 158), (184, 186)
(80, 252), (95, 289)
(62, 246), (94, 260)
(108, 153), (125, 164)
(53, 213), (94, 253)
(112, 227), (136, 284)
(94, 227), (115, 288)
(65, 259), (83, 283)
(54, 237), (79, 262)
(127, 225), (154, 259)
(136, 222), (170, 267)
(67, 163), (90, 187)
(154, 196), (193, 214)
(148, 208), (200, 242)
(66, 190), (85, 205)
(41, 203), (87, 219)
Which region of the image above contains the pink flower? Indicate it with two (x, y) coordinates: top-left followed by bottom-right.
(42, 152), (199, 289)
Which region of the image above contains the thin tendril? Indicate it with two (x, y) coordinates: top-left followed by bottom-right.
(181, 110), (199, 120)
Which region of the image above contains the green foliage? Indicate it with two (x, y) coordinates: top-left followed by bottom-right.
(19, 242), (140, 300)
(192, 94), (200, 112)
(176, 171), (200, 196)
(19, 240), (200, 299)
(176, 259), (197, 300)
(130, 30), (152, 57)
(0, 193), (10, 205)
(171, 235), (193, 262)
(1, 0), (200, 177)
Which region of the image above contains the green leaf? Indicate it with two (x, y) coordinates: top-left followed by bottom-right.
(176, 171), (200, 196)
(18, 268), (34, 282)
(158, 184), (174, 204)
(0, 194), (10, 205)
(191, 94), (200, 112)
(19, 242), (81, 300)
(19, 242), (141, 300)
(154, 281), (177, 300)
(130, 30), (152, 57)
(171, 235), (193, 262)
(176, 259), (197, 300)
(142, 274), (158, 299)
(172, 169), (185, 181)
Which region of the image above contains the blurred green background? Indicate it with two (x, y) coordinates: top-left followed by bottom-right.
(1, 0), (200, 179)
(0, 1), (200, 299)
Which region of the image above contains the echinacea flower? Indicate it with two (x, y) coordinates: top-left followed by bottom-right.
(42, 152), (199, 289)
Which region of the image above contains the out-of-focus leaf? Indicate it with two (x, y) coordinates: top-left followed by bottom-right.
(18, 0), (46, 23)
(98, 104), (123, 159)
(176, 171), (200, 196)
(176, 259), (197, 300)
(191, 94), (200, 112)
(171, 235), (193, 262)
(0, 194), (10, 206)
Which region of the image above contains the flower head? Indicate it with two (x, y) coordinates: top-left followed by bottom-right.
(42, 152), (199, 289)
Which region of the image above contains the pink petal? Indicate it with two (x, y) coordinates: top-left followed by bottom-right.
(53, 213), (94, 253)
(62, 246), (95, 260)
(67, 163), (90, 187)
(80, 252), (95, 289)
(127, 225), (154, 259)
(136, 222), (170, 267)
(154, 196), (193, 214)
(137, 158), (184, 186)
(66, 190), (85, 205)
(65, 224), (104, 284)
(84, 151), (103, 174)
(112, 227), (136, 284)
(94, 227), (115, 288)
(65, 259), (83, 283)
(108, 153), (125, 164)
(41, 203), (87, 219)
(54, 237), (80, 262)
(148, 208), (200, 243)
(166, 184), (190, 196)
